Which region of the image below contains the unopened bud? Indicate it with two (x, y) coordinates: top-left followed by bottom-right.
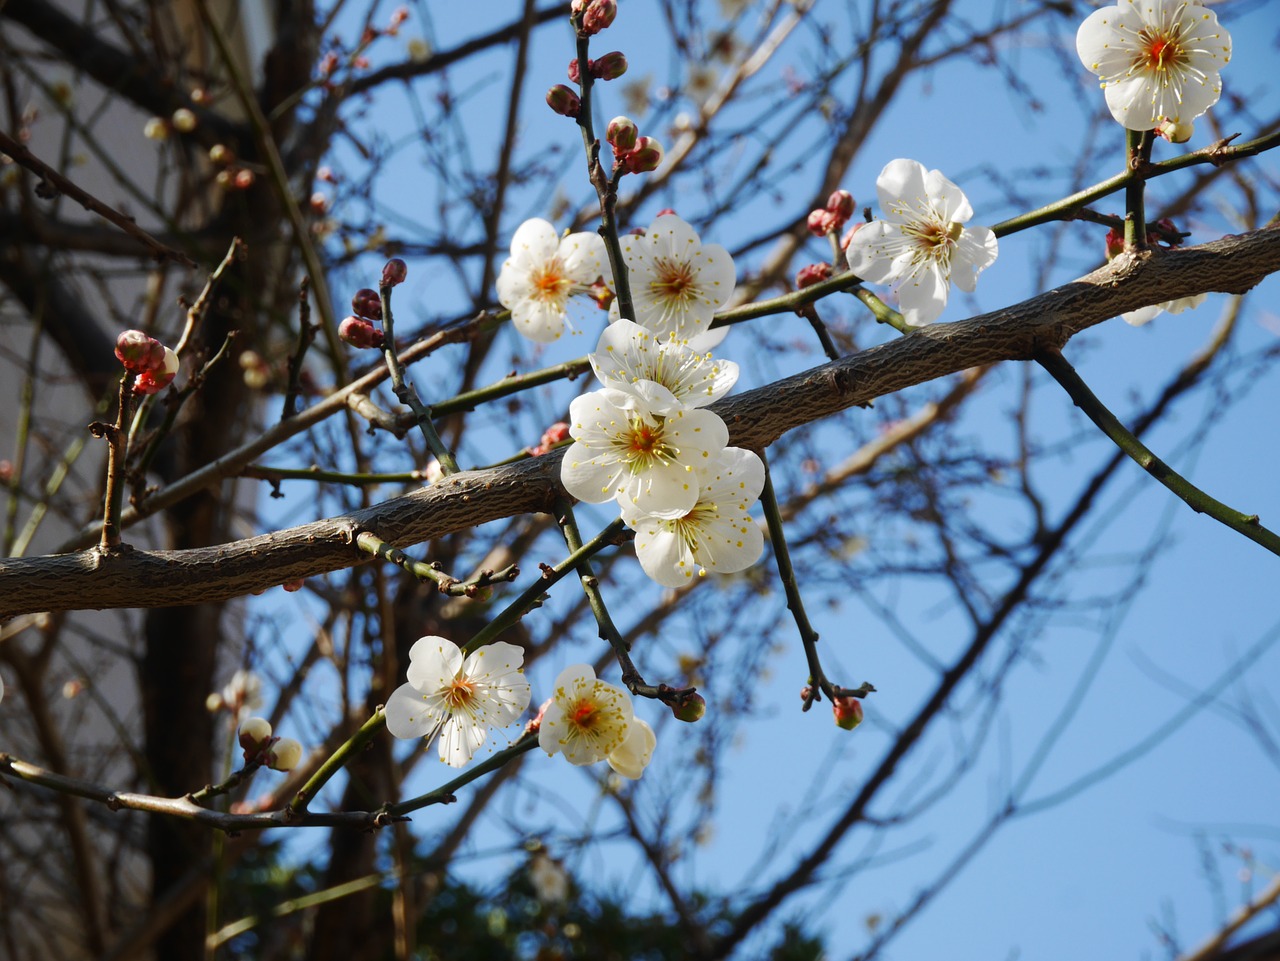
(115, 329), (166, 371)
(239, 716), (273, 752)
(833, 696), (864, 731)
(567, 57), (583, 84)
(1155, 117), (1194, 144)
(671, 692), (706, 723)
(282, 578), (305, 592)
(351, 288), (383, 320)
(233, 168), (255, 189)
(1104, 227), (1125, 261)
(840, 221), (863, 250)
(591, 51), (628, 81)
(133, 348), (179, 395)
(171, 108), (197, 133)
(208, 144), (234, 165)
(580, 0), (617, 34)
(588, 277), (615, 311)
(546, 84), (581, 118)
(381, 258), (408, 287)
(656, 209), (678, 217)
(807, 208), (838, 237)
(339, 316), (384, 349)
(621, 136), (663, 174)
(143, 117), (169, 141)
(826, 189), (855, 221)
(796, 262), (833, 289)
(607, 116), (638, 153)
(267, 737), (303, 771)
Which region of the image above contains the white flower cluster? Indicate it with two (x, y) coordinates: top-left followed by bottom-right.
(538, 214), (766, 588)
(385, 636), (657, 779)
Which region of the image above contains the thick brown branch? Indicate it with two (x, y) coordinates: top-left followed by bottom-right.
(0, 226), (1276, 617)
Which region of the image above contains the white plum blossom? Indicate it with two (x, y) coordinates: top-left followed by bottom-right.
(529, 854), (570, 904)
(539, 664), (636, 766)
(384, 636), (531, 768)
(588, 318), (738, 409)
(846, 159), (998, 327)
(619, 214), (735, 347)
(619, 446), (765, 587)
(561, 384), (730, 518)
(607, 717), (656, 779)
(1076, 0), (1232, 131)
(1123, 291), (1208, 327)
(496, 219), (608, 343)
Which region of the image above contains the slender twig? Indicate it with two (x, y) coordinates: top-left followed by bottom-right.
(0, 129), (197, 267)
(758, 448), (875, 709)
(389, 734), (538, 816)
(1036, 347), (1280, 557)
(242, 465), (429, 487)
(378, 282), (460, 473)
(282, 278), (318, 419)
(89, 377), (134, 552)
(186, 762), (265, 806)
(799, 305), (841, 361)
(289, 710), (389, 815)
(355, 531), (519, 597)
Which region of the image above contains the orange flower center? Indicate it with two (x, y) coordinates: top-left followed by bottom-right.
(651, 258), (696, 303)
(629, 423), (660, 455)
(570, 699), (598, 731)
(1140, 31), (1181, 71)
(442, 677), (475, 711)
(531, 261), (572, 303)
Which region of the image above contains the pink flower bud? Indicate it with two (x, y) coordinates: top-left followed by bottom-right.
(796, 262), (833, 289)
(807, 209), (838, 237)
(1104, 227), (1125, 261)
(530, 421), (571, 456)
(351, 288), (383, 320)
(115, 329), (167, 371)
(381, 258), (408, 287)
(671, 692), (706, 723)
(591, 51), (628, 81)
(580, 0), (616, 35)
(840, 221), (863, 250)
(620, 136), (663, 174)
(339, 316), (385, 349)
(826, 189), (855, 221)
(239, 716), (273, 753)
(656, 208), (678, 217)
(233, 168), (255, 189)
(567, 58), (583, 84)
(833, 696), (864, 731)
(133, 348), (179, 395)
(546, 84), (581, 118)
(282, 578), (305, 592)
(607, 116), (638, 153)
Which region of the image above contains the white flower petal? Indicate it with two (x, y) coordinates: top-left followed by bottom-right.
(607, 718), (656, 779)
(384, 682), (443, 739)
(406, 636), (463, 692)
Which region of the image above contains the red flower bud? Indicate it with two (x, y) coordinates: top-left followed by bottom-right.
(807, 209), (838, 237)
(833, 696), (864, 731)
(826, 189), (855, 221)
(133, 348), (179, 395)
(567, 58), (583, 84)
(1104, 227), (1125, 261)
(381, 258), (408, 287)
(546, 84), (581, 118)
(620, 136), (663, 174)
(656, 208), (678, 217)
(607, 115), (638, 153)
(115, 329), (167, 372)
(351, 288), (383, 320)
(796, 262), (833, 289)
(580, 0), (616, 35)
(339, 316), (385, 349)
(671, 692), (706, 723)
(591, 51), (628, 81)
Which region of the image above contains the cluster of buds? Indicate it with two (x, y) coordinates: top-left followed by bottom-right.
(208, 144), (257, 191)
(340, 287), (386, 349)
(528, 421), (570, 457)
(607, 116), (663, 174)
(116, 330), (179, 395)
(238, 717), (303, 772)
(567, 51), (628, 83)
(573, 0), (617, 35)
(806, 189), (856, 238)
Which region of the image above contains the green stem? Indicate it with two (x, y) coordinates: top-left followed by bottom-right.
(379, 282), (460, 473)
(1037, 348), (1280, 558)
(289, 710), (387, 815)
(355, 531), (518, 597)
(389, 734), (538, 816)
(758, 448), (875, 708)
(243, 465), (429, 486)
(1124, 129), (1154, 249)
